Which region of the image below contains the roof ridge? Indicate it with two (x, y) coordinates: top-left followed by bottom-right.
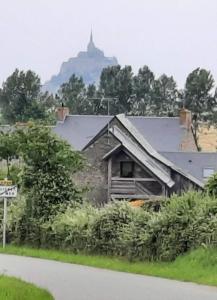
(127, 116), (179, 119)
(65, 114), (179, 119)
(66, 114), (113, 117)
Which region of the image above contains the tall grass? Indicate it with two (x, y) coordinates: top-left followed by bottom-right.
(0, 275), (54, 300)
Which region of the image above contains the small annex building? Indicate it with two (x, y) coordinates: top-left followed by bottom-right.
(53, 107), (217, 204)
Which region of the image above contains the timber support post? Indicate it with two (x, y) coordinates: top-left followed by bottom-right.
(107, 157), (112, 202)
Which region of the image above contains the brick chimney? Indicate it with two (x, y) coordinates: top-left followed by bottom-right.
(179, 108), (192, 130)
(56, 106), (69, 122)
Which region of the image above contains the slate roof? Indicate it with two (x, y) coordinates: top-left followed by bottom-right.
(128, 116), (184, 152)
(53, 115), (113, 150)
(161, 152), (217, 182)
(53, 115), (189, 151)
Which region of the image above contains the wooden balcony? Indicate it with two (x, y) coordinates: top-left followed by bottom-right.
(109, 177), (158, 200)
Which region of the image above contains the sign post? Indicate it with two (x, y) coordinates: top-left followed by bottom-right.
(0, 179), (17, 248)
(3, 198), (7, 248)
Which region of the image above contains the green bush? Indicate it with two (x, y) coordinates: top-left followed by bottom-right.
(147, 192), (217, 261)
(88, 201), (142, 255)
(118, 208), (153, 260)
(42, 204), (98, 252)
(5, 191), (217, 262)
(205, 173), (217, 196)
(7, 195), (27, 244)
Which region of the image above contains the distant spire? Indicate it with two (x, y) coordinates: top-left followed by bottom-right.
(90, 29), (93, 43)
(87, 29), (95, 52)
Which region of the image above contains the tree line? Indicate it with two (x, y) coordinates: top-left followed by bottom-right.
(0, 66), (216, 126)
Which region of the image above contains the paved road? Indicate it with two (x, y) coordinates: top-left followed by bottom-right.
(0, 254), (216, 300)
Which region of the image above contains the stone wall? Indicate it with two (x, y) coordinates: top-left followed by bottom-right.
(75, 131), (119, 205)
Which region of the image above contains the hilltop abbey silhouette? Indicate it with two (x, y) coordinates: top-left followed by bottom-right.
(43, 32), (118, 93)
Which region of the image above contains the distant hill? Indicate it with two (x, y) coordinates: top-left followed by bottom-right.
(43, 32), (118, 94)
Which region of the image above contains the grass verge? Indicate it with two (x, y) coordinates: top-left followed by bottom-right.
(0, 275), (54, 300)
(0, 246), (217, 287)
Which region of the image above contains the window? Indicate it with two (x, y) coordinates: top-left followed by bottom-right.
(203, 168), (215, 178)
(120, 161), (134, 178)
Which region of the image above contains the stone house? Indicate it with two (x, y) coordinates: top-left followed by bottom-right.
(53, 107), (217, 204)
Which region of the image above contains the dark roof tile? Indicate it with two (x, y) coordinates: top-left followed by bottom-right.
(53, 115), (185, 151)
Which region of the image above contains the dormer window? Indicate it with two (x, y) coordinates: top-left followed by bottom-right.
(203, 168), (215, 178)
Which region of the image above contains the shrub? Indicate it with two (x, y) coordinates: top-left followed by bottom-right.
(42, 204), (98, 252)
(88, 201), (141, 255)
(5, 191), (217, 262)
(147, 192), (217, 261)
(118, 208), (153, 260)
(205, 173), (217, 196)
(6, 194), (27, 244)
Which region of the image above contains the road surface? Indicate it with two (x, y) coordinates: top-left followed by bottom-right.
(0, 254), (216, 300)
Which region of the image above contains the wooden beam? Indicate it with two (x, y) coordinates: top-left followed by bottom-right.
(107, 157), (112, 202)
(162, 184), (169, 197)
(111, 177), (157, 182)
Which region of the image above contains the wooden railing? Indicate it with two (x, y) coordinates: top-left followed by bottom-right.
(110, 177), (156, 195)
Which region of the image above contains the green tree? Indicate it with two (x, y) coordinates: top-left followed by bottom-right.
(184, 68), (215, 117)
(84, 84), (103, 114)
(131, 66), (155, 115)
(184, 68), (216, 143)
(99, 65), (133, 114)
(0, 69), (46, 123)
(58, 74), (86, 114)
(151, 74), (179, 116)
(17, 124), (84, 221)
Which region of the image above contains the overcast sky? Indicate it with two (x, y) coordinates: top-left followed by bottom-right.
(0, 0), (216, 88)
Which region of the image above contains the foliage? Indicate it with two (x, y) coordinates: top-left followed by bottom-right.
(147, 192), (217, 261)
(19, 125), (84, 215)
(58, 74), (87, 114)
(16, 124), (83, 174)
(56, 65), (217, 124)
(5, 190), (217, 261)
(0, 69), (47, 123)
(8, 124), (84, 245)
(43, 204), (98, 251)
(0, 131), (19, 177)
(185, 68), (215, 117)
(118, 208), (153, 260)
(205, 173), (217, 196)
(88, 201), (139, 255)
(130, 66), (155, 115)
(151, 74), (179, 116)
(184, 68), (217, 141)
(1, 66), (216, 126)
(6, 195), (27, 244)
(99, 65), (133, 114)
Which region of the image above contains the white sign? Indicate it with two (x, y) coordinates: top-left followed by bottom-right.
(0, 186), (17, 198)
